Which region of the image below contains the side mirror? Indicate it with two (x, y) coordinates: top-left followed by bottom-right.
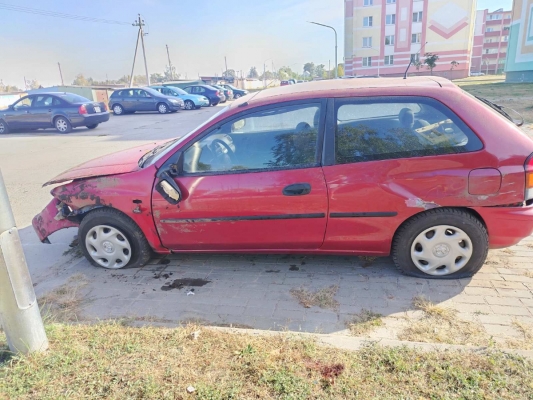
(156, 171), (182, 204)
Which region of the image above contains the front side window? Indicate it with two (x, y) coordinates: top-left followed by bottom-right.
(335, 98), (483, 164)
(363, 16), (373, 27)
(362, 57), (372, 67)
(183, 103), (321, 174)
(363, 0), (373, 5)
(386, 14), (396, 25)
(13, 97), (33, 109)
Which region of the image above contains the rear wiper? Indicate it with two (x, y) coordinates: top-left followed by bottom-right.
(475, 96), (523, 126)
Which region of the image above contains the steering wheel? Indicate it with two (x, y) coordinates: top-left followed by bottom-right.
(211, 138), (235, 160)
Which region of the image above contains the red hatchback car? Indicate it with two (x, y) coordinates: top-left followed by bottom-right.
(33, 77), (533, 279)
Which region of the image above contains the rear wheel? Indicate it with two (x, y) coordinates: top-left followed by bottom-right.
(54, 116), (72, 134)
(87, 124), (99, 130)
(184, 100), (195, 110)
(79, 208), (152, 269)
(234, 93), (242, 99)
(112, 104), (124, 115)
(0, 120), (9, 134)
(210, 100), (219, 106)
(392, 208), (488, 279)
(157, 103), (169, 114)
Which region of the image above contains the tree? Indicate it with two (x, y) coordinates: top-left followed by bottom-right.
(278, 66), (299, 80)
(450, 61), (459, 71)
(259, 71), (276, 81)
(303, 62), (315, 77)
(164, 65), (180, 81)
(133, 75), (147, 85)
(315, 64), (326, 79)
(0, 80), (22, 92)
(25, 79), (41, 89)
(150, 73), (165, 83)
(72, 73), (92, 86)
(423, 53), (439, 75)
(337, 63), (345, 77)
(222, 69), (236, 78)
(248, 67), (259, 79)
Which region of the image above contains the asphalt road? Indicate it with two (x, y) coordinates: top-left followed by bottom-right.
(0, 106), (222, 228)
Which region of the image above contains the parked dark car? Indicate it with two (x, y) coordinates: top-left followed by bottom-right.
(183, 85), (225, 106)
(108, 87), (184, 115)
(280, 80), (293, 86)
(0, 92), (109, 134)
(220, 84), (248, 99)
(211, 84), (233, 101)
(150, 86), (210, 110)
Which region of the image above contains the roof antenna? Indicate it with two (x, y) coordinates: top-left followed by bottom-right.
(403, 42), (428, 79)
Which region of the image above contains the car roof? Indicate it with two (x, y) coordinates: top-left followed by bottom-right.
(228, 76), (458, 109)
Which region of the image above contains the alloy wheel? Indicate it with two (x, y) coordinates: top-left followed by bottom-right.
(56, 118), (68, 132)
(158, 103), (168, 114)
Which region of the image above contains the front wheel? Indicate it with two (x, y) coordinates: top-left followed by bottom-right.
(79, 208), (152, 269)
(392, 208), (488, 279)
(87, 124), (99, 130)
(234, 93), (241, 99)
(54, 116), (72, 134)
(112, 104), (124, 115)
(157, 103), (169, 114)
(184, 100), (195, 110)
(0, 120), (9, 134)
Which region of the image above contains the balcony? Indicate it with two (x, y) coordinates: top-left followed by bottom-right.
(486, 19), (504, 26)
(485, 31), (501, 37)
(483, 42), (501, 48)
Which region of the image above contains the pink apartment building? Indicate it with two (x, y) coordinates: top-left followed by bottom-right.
(471, 8), (512, 74)
(345, 0), (476, 79)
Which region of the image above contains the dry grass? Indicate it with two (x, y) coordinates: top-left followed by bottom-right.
(1, 323), (533, 399)
(399, 296), (492, 346)
(506, 320), (533, 350)
(290, 285), (339, 311)
(347, 310), (383, 336)
(39, 273), (89, 323)
(525, 271), (533, 279)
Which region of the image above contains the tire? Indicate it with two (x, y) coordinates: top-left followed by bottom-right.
(112, 104), (124, 115)
(392, 208), (488, 279)
(210, 100), (219, 106)
(0, 119), (9, 134)
(184, 100), (195, 110)
(157, 102), (169, 114)
(234, 94), (241, 99)
(54, 116), (72, 134)
(86, 124), (99, 130)
(79, 208), (152, 269)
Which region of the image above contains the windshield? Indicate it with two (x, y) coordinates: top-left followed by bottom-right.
(139, 106), (230, 167)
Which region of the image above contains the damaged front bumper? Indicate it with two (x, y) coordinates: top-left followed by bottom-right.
(32, 198), (79, 243)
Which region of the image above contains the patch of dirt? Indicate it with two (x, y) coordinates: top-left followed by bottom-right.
(161, 278), (211, 291)
(39, 273), (90, 322)
(290, 285), (339, 311)
(347, 309), (383, 336)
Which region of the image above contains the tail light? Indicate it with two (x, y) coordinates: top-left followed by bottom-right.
(78, 105), (88, 114)
(103, 104), (107, 111)
(526, 153), (533, 201)
(216, 90), (220, 96)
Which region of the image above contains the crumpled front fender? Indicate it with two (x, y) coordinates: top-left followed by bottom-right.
(32, 198), (79, 243)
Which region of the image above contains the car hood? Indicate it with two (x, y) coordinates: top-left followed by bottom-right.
(43, 142), (162, 186)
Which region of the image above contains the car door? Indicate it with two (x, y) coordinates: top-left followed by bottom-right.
(30, 95), (58, 127)
(121, 90), (135, 111)
(134, 89), (153, 111)
(4, 96), (35, 129)
(151, 100), (328, 250)
(320, 96), (484, 254)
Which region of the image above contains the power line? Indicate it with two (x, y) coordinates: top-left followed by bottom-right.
(0, 2), (131, 25)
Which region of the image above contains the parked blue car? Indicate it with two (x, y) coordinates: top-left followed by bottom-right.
(150, 86), (210, 110)
(108, 87), (184, 115)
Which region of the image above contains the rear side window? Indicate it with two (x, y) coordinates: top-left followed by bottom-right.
(335, 97), (483, 164)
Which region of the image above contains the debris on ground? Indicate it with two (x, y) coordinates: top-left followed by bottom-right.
(290, 285), (339, 311)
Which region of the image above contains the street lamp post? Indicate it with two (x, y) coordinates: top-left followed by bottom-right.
(308, 21), (338, 79)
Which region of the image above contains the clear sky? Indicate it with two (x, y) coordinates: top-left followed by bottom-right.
(0, 0), (514, 87)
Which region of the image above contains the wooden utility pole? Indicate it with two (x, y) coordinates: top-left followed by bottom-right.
(58, 62), (64, 86)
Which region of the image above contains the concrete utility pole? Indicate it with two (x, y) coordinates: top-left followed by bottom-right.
(309, 21), (338, 79)
(58, 62), (64, 86)
(224, 56), (228, 80)
(132, 14), (150, 86)
(129, 27), (141, 87)
(0, 170), (48, 355)
(166, 44), (174, 80)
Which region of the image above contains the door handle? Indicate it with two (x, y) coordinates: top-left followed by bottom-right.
(283, 183), (311, 196)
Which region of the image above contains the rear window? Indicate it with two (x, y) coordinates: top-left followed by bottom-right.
(59, 94), (91, 103)
(335, 97), (483, 164)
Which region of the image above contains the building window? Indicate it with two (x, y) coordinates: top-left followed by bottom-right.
(498, 59), (506, 64)
(485, 48), (498, 54)
(410, 53), (420, 63)
(363, 16), (373, 27)
(502, 36), (509, 42)
(363, 37), (372, 47)
(503, 26), (510, 32)
(488, 14), (502, 20)
(385, 35), (395, 45)
(484, 38), (493, 43)
(386, 0), (396, 3)
(384, 55), (394, 65)
(386, 14), (396, 25)
(413, 11), (423, 22)
(363, 0), (373, 5)
(362, 57), (372, 67)
(412, 33), (421, 43)
(486, 27), (494, 32)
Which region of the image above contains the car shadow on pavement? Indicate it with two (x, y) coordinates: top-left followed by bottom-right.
(20, 224), (470, 335)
